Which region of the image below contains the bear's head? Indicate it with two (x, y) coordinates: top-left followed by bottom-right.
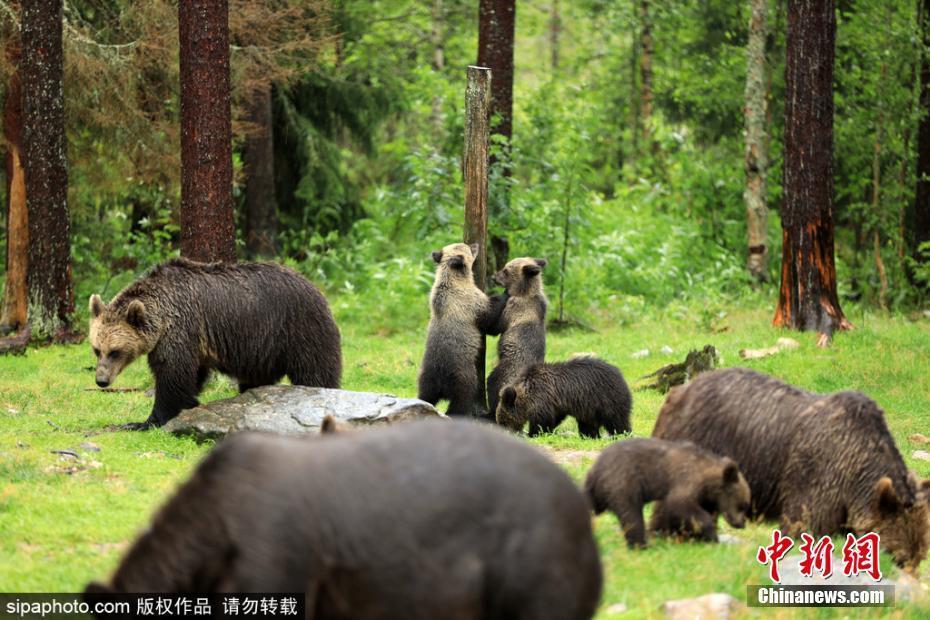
(88, 294), (158, 388)
(709, 458), (751, 529)
(496, 382), (529, 432)
(492, 257), (547, 295)
(864, 476), (930, 571)
(432, 243), (480, 275)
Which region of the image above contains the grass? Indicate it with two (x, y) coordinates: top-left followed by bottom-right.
(1, 302), (930, 618)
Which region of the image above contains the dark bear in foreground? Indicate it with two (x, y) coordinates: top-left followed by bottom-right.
(496, 357), (632, 438)
(89, 258), (341, 429)
(584, 438), (750, 548)
(653, 367), (930, 570)
(418, 243), (502, 417)
(85, 420), (603, 619)
(486, 257), (548, 417)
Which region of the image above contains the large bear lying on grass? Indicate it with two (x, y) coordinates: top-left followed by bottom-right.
(653, 367), (930, 570)
(88, 258), (341, 429)
(85, 420), (603, 619)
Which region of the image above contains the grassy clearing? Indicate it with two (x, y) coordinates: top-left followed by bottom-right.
(1, 303), (929, 618)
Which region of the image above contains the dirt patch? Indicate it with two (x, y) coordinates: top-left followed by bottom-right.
(537, 446), (600, 467)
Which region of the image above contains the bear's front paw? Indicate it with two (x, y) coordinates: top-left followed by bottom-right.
(120, 421), (154, 431)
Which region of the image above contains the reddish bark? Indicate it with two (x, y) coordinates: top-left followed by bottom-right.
(477, 0), (515, 149)
(243, 84), (277, 258)
(914, 0), (930, 265)
(2, 29), (28, 334)
(773, 0), (850, 344)
(21, 0), (76, 339)
(178, 0), (236, 264)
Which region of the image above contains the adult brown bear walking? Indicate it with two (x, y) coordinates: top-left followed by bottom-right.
(653, 368), (930, 570)
(85, 420), (603, 619)
(89, 258), (341, 429)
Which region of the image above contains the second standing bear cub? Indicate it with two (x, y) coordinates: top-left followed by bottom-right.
(89, 259), (342, 429)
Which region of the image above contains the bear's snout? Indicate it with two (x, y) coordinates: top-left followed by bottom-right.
(96, 378), (110, 388)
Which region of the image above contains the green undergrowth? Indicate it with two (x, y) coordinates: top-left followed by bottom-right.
(1, 304), (929, 618)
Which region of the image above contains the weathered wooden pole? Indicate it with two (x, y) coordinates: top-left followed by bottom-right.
(464, 65), (491, 416)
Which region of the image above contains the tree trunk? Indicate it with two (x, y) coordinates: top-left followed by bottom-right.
(744, 0), (769, 283)
(431, 0), (445, 134)
(914, 0), (930, 266)
(872, 63), (888, 310)
(550, 0), (561, 72)
(477, 0), (515, 274)
(773, 0), (850, 345)
(639, 0), (654, 150)
(178, 0), (236, 264)
(1, 34), (28, 335)
(243, 83), (278, 258)
(21, 0), (77, 342)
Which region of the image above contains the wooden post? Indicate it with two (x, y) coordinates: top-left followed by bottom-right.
(464, 65), (490, 416)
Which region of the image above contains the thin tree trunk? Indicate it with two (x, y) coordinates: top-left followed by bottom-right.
(431, 0), (444, 134)
(179, 0), (236, 264)
(478, 0), (515, 274)
(243, 83), (277, 258)
(744, 0), (769, 283)
(630, 23), (640, 159)
(773, 0), (850, 346)
(550, 0), (561, 72)
(1, 33), (28, 335)
(21, 0), (77, 342)
(639, 0), (654, 150)
(872, 66), (888, 310)
(913, 0), (930, 267)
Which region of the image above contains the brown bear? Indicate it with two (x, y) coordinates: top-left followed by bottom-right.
(89, 258), (341, 430)
(84, 420), (603, 619)
(418, 243), (502, 417)
(496, 357), (632, 438)
(584, 438), (750, 548)
(653, 367), (930, 570)
(486, 257), (548, 417)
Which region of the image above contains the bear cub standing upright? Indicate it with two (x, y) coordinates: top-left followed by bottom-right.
(418, 243), (502, 417)
(486, 257), (548, 417)
(584, 437), (750, 547)
(89, 258), (341, 429)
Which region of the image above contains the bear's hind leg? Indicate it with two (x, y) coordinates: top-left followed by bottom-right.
(577, 419), (601, 439)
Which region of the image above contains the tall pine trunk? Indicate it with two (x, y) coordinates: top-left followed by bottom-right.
(178, 0), (236, 264)
(550, 0), (561, 72)
(914, 0), (930, 266)
(774, 0), (850, 345)
(21, 0), (76, 342)
(639, 0), (654, 151)
(1, 30), (28, 335)
(431, 0), (445, 134)
(478, 0), (515, 274)
(243, 84), (277, 258)
(744, 0), (769, 283)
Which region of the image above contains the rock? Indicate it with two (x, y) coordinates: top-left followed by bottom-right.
(911, 433), (930, 445)
(660, 346), (674, 355)
(894, 572), (928, 603)
(163, 385), (444, 441)
(717, 533), (742, 545)
(605, 602), (628, 615)
(79, 441), (101, 452)
(662, 593), (742, 620)
(631, 349), (650, 359)
(913, 450), (930, 462)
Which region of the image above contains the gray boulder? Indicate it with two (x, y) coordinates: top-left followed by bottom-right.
(163, 385), (443, 441)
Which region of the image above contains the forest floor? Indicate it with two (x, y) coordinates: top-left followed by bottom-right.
(1, 305), (930, 618)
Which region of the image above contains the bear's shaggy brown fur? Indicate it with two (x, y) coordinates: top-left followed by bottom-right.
(584, 438), (750, 547)
(418, 243), (501, 417)
(85, 420), (603, 619)
(653, 367), (930, 569)
(496, 357), (632, 438)
(89, 258), (341, 429)
(486, 257), (548, 417)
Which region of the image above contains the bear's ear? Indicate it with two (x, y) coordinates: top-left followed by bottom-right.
(126, 300), (147, 330)
(469, 243), (480, 258)
(89, 294), (105, 318)
(534, 258), (548, 268)
(522, 264), (541, 278)
(432, 250), (443, 264)
(501, 386), (518, 410)
(874, 477), (900, 515)
(722, 460), (740, 485)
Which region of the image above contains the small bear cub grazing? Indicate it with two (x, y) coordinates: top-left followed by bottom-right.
(89, 258), (341, 429)
(486, 257), (548, 416)
(584, 437), (751, 548)
(418, 243), (497, 417)
(496, 357), (632, 437)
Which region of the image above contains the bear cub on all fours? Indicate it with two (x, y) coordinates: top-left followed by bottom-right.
(486, 257), (548, 417)
(89, 258), (342, 429)
(418, 243), (503, 417)
(496, 357), (632, 438)
(584, 438), (751, 548)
